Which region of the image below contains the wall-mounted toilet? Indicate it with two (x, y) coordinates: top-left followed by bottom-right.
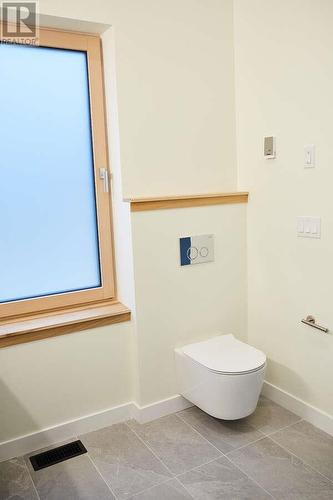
(175, 334), (266, 420)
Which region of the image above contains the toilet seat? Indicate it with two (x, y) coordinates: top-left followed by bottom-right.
(181, 334), (266, 375)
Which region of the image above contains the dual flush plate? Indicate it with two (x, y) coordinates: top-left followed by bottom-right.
(179, 234), (214, 266)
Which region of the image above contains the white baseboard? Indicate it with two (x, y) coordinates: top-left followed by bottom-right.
(0, 395), (192, 462)
(8, 383), (331, 463)
(262, 381), (333, 436)
(0, 402), (132, 463)
(131, 394), (193, 424)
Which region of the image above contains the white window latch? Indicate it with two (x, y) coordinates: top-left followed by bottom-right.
(99, 167), (109, 193)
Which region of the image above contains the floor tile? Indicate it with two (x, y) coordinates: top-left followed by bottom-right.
(130, 479), (192, 499)
(129, 414), (221, 475)
(245, 396), (300, 434)
(178, 405), (263, 453)
(2, 399), (331, 500)
(227, 436), (333, 499)
(272, 420), (333, 482)
(25, 450), (114, 500)
(0, 457), (38, 500)
(80, 422), (171, 499)
(178, 456), (271, 499)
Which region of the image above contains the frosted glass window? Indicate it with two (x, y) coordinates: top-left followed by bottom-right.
(0, 44), (101, 303)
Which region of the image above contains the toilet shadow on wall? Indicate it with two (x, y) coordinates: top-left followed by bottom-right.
(265, 359), (308, 400)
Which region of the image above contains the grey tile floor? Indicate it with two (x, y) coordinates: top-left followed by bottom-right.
(1, 396), (333, 499)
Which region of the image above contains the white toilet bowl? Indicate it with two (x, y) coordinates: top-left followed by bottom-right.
(175, 334), (266, 420)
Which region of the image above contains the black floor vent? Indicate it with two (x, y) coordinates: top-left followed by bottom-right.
(30, 440), (87, 471)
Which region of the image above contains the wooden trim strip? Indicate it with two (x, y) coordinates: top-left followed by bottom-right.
(0, 301), (131, 348)
(125, 192), (249, 212)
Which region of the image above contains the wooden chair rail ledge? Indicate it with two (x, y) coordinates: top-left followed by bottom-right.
(125, 192), (249, 211)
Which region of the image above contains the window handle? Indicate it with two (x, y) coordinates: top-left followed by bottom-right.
(99, 167), (109, 193)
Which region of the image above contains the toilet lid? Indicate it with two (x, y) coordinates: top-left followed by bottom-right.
(181, 334), (266, 374)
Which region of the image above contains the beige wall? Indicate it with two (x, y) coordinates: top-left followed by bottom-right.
(234, 0), (333, 415)
(113, 0), (237, 197)
(0, 323), (133, 442)
(131, 204), (247, 406)
(1, 0), (241, 442)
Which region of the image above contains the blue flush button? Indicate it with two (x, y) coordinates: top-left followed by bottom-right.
(180, 237), (191, 266)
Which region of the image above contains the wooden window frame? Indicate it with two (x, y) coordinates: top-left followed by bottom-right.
(0, 27), (125, 335)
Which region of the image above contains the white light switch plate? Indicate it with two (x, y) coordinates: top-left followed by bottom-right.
(304, 145), (315, 168)
(180, 234), (214, 266)
(297, 216), (321, 238)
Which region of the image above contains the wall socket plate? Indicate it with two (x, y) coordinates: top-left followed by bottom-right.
(180, 234), (214, 266)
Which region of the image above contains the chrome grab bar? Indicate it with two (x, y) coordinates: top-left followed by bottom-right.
(301, 315), (329, 333)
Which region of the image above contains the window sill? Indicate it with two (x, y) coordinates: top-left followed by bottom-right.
(0, 301), (131, 348)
